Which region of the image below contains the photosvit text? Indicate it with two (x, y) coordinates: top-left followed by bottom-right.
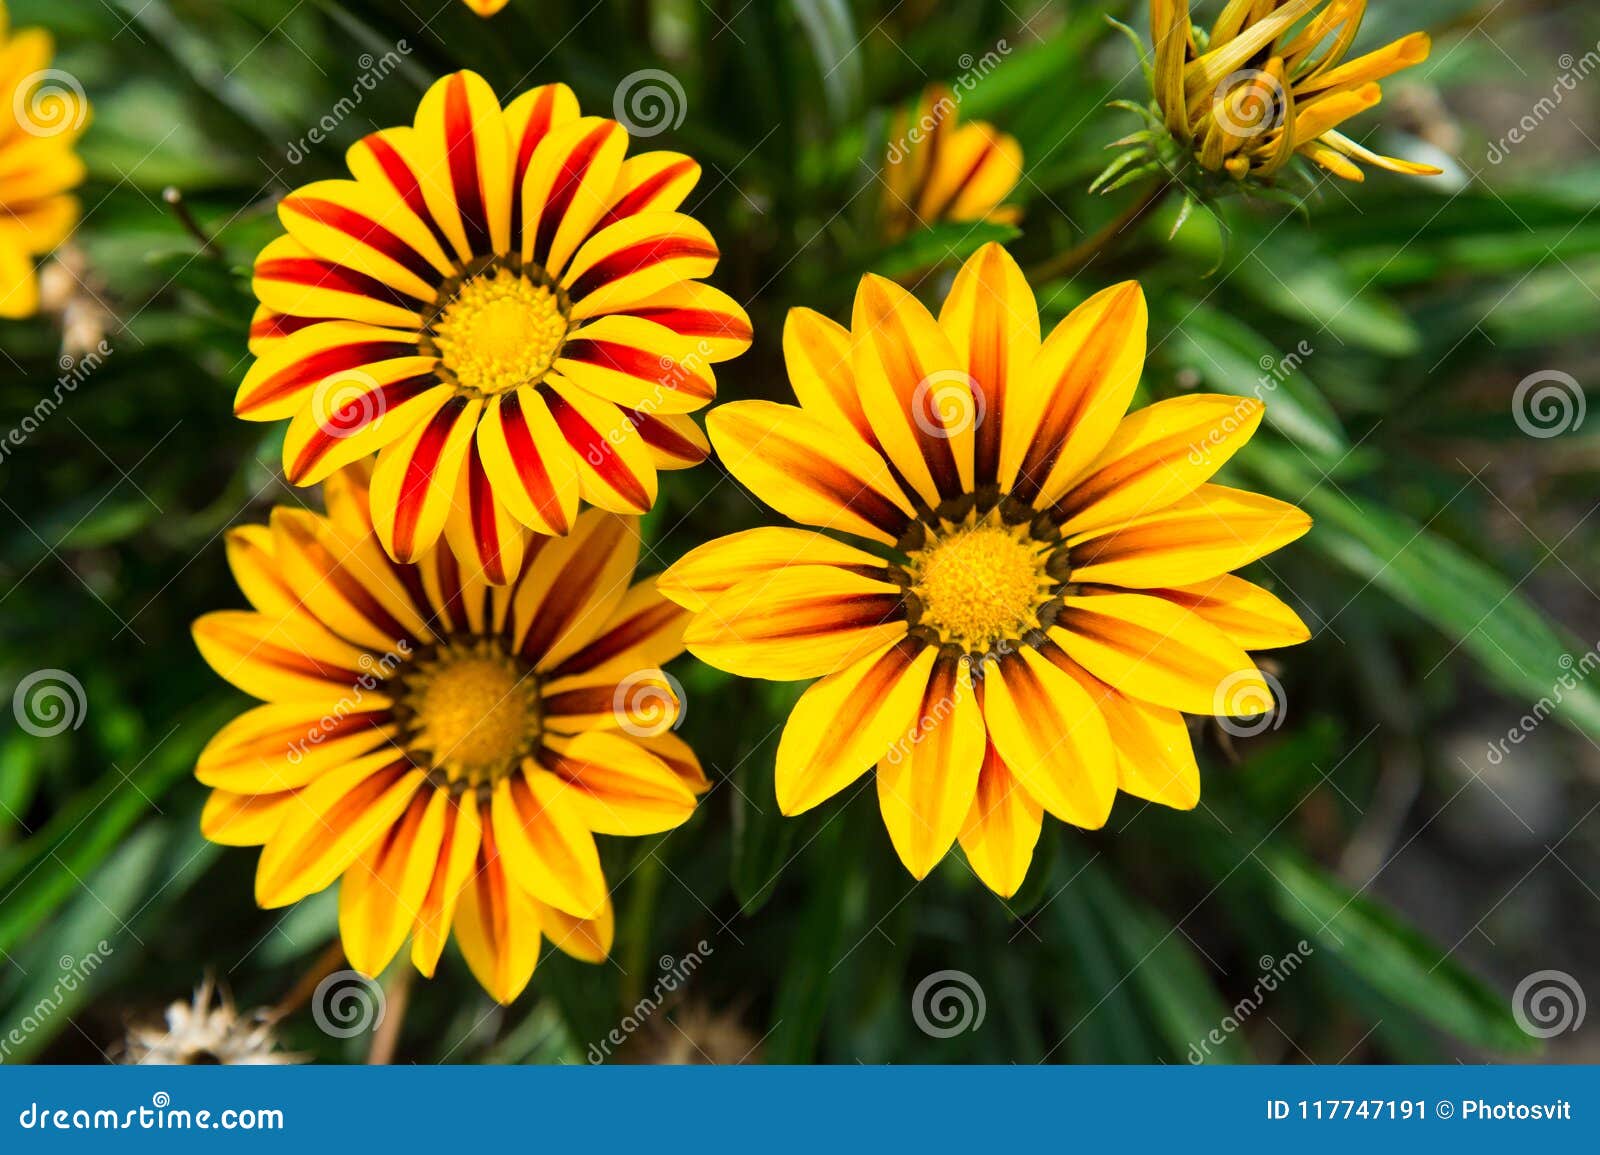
(1265, 1099), (1573, 1122)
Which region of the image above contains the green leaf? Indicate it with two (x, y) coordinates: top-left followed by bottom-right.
(861, 220), (1021, 280)
(1162, 303), (1348, 462)
(791, 0), (861, 124)
(1244, 443), (1600, 744)
(1079, 858), (1254, 1063)
(1253, 847), (1532, 1053)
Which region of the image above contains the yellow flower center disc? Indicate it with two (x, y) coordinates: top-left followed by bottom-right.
(430, 266), (569, 395)
(400, 640), (541, 786)
(908, 517), (1055, 652)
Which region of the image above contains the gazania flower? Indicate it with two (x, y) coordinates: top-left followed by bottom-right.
(192, 462), (707, 1003)
(0, 2), (89, 319)
(463, 0), (510, 14)
(239, 70), (750, 581)
(883, 84), (1021, 241)
(122, 978), (298, 1066)
(1132, 0), (1441, 186)
(660, 243), (1310, 897)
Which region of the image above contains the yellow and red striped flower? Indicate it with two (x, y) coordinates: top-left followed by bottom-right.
(883, 84), (1021, 241)
(1147, 0), (1441, 183)
(192, 462), (706, 1004)
(661, 243), (1310, 897)
(0, 1), (89, 318)
(240, 70), (750, 582)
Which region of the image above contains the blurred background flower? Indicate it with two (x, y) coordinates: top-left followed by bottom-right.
(1, 0), (1598, 1065)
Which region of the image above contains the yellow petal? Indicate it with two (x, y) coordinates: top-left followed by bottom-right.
(684, 565), (908, 681)
(979, 648), (1115, 828)
(1067, 483), (1311, 588)
(1051, 592), (1265, 714)
(659, 526), (888, 614)
(957, 742), (1042, 899)
(876, 654), (985, 879)
(775, 640), (935, 815)
(1054, 394), (1265, 536)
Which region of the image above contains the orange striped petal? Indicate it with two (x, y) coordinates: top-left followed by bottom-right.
(658, 526), (888, 614)
(538, 731), (698, 835)
(519, 117), (628, 276)
(453, 817), (543, 1004)
(254, 755), (424, 908)
(706, 400), (916, 546)
(937, 243), (1040, 486)
(957, 741), (1043, 899)
(979, 648), (1115, 829)
(1054, 394), (1264, 536)
(684, 565), (908, 681)
(411, 70), (512, 261)
(490, 769), (608, 919)
(562, 211), (718, 319)
(774, 639), (935, 815)
(369, 395), (483, 564)
(1146, 574), (1311, 651)
(1051, 592), (1265, 714)
(339, 788), (446, 977)
(1003, 281), (1146, 506)
(850, 273), (973, 506)
(1067, 483), (1310, 588)
(876, 653), (985, 879)
(543, 378), (659, 515)
(509, 509), (640, 670)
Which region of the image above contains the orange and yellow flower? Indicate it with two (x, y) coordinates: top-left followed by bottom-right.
(661, 243), (1310, 897)
(0, 1), (88, 319)
(883, 84), (1021, 241)
(462, 0), (510, 15)
(192, 462), (706, 1003)
(1148, 0), (1441, 183)
(240, 70), (750, 581)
